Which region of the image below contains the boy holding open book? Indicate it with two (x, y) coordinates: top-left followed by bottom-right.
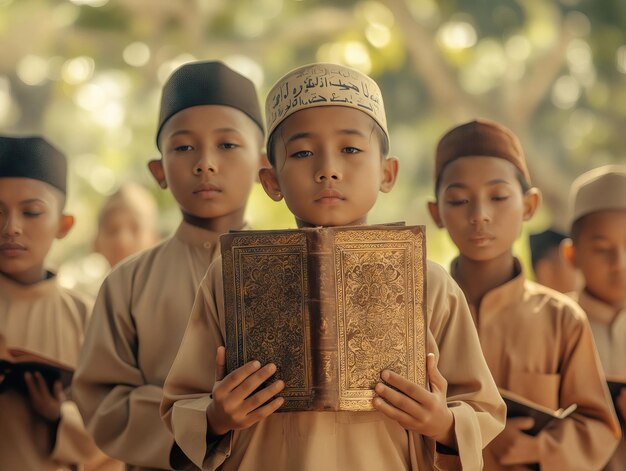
(161, 63), (506, 470)
(427, 119), (620, 469)
(0, 136), (102, 470)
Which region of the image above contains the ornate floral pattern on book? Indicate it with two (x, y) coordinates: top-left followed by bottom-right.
(221, 224), (426, 411)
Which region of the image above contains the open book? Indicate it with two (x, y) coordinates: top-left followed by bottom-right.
(499, 388), (577, 436)
(221, 224), (427, 412)
(0, 347), (73, 395)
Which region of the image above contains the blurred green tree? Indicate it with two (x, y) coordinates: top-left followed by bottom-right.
(0, 0), (624, 287)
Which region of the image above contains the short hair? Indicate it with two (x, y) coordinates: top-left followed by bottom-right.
(266, 117), (389, 167)
(529, 229), (567, 269)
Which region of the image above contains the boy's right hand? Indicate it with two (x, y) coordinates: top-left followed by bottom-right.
(25, 372), (64, 422)
(493, 417), (539, 465)
(206, 346), (284, 436)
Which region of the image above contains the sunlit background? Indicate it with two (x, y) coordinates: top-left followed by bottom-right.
(1, 0), (625, 291)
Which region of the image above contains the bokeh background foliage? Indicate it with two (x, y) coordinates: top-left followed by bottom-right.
(1, 0), (625, 287)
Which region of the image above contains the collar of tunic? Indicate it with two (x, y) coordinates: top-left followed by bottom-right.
(174, 220), (248, 250)
(577, 289), (626, 326)
(450, 257), (526, 318)
(0, 271), (58, 300)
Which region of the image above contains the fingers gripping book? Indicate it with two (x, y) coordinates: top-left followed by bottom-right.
(499, 388), (578, 436)
(0, 347), (73, 395)
(221, 224), (427, 412)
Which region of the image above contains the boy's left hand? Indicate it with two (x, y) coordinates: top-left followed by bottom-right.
(494, 417), (540, 466)
(24, 372), (64, 422)
(373, 353), (456, 449)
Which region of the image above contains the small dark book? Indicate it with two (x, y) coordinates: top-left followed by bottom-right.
(607, 378), (626, 402)
(500, 388), (577, 436)
(0, 347), (73, 395)
(221, 224), (427, 412)
(606, 377), (626, 422)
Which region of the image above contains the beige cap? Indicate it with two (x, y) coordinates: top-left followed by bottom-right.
(265, 63), (388, 139)
(569, 164), (626, 228)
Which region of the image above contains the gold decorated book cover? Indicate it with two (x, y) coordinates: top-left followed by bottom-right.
(221, 224), (427, 412)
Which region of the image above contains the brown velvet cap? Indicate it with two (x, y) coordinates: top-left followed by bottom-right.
(568, 165), (626, 229)
(0, 135), (67, 194)
(156, 61), (264, 149)
(435, 118), (530, 186)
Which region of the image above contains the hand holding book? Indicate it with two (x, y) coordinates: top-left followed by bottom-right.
(221, 225), (427, 412)
(24, 371), (64, 422)
(373, 353), (456, 450)
(206, 346), (285, 437)
(0, 344), (67, 422)
(0, 347), (73, 395)
(499, 388), (578, 436)
(495, 417), (540, 466)
(494, 388), (578, 467)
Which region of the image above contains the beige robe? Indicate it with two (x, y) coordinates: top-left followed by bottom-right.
(451, 260), (620, 470)
(161, 258), (506, 471)
(73, 222), (223, 471)
(0, 271), (100, 470)
(572, 290), (626, 471)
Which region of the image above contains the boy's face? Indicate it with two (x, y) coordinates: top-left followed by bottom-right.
(0, 178), (73, 284)
(429, 156), (539, 262)
(94, 206), (157, 267)
(567, 210), (626, 307)
(259, 107), (397, 228)
(150, 105), (264, 227)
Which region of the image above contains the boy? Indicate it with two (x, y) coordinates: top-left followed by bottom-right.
(161, 63), (506, 470)
(72, 61), (266, 470)
(427, 119), (620, 469)
(0, 135), (99, 469)
(529, 228), (581, 293)
(563, 165), (626, 471)
(94, 181), (159, 268)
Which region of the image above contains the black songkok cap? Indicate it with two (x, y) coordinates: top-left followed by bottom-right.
(0, 136), (67, 194)
(156, 61), (264, 149)
(529, 229), (567, 268)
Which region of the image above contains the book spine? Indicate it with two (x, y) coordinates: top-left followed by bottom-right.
(308, 228), (339, 410)
(220, 234), (239, 376)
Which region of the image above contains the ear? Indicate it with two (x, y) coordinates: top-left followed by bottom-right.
(427, 201), (444, 228)
(561, 238), (577, 268)
(379, 156), (399, 193)
(56, 214), (75, 240)
(148, 159), (167, 189)
(522, 187), (541, 221)
(258, 167), (283, 202)
(255, 152), (271, 183)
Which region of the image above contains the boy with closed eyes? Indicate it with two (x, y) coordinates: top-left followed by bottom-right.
(428, 119), (619, 469)
(0, 135), (102, 470)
